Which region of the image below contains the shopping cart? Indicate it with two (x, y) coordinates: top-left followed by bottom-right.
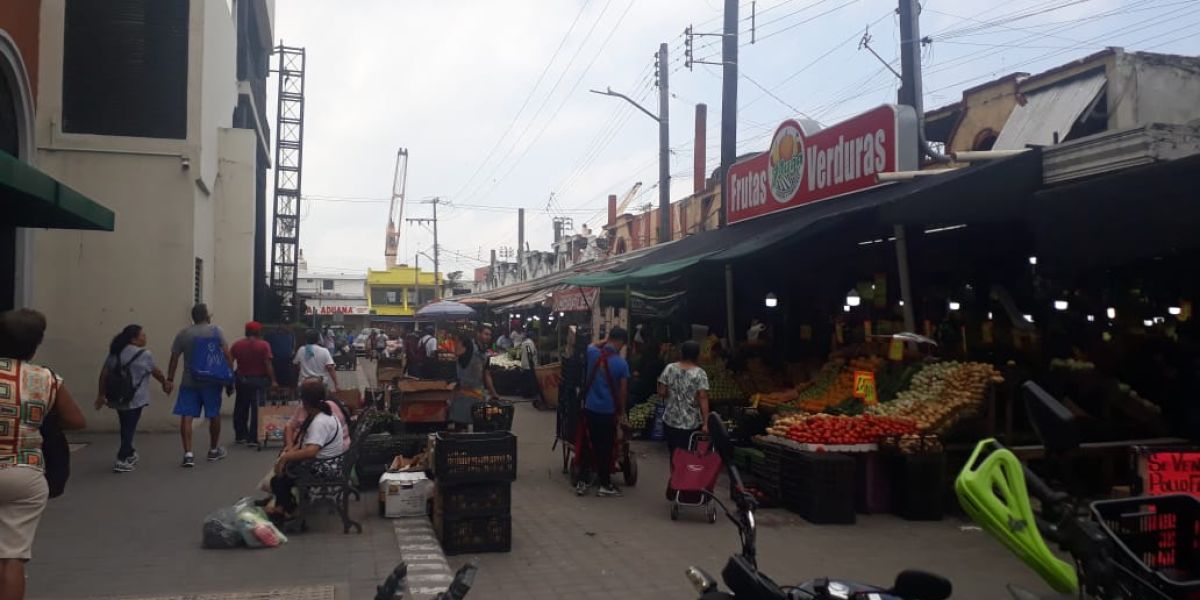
(667, 432), (722, 522)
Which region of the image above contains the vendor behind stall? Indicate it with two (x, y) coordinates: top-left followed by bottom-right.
(451, 323), (501, 430)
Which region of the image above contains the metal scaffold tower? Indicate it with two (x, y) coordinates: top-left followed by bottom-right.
(270, 45), (306, 322)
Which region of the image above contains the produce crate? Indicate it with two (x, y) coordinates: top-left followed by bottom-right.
(435, 481), (512, 518)
(433, 512), (512, 555)
(359, 432), (428, 467)
(1091, 494), (1200, 599)
(433, 431), (518, 484)
(489, 368), (524, 396)
(782, 451), (856, 525)
(889, 452), (945, 521)
(357, 464), (387, 489)
(376, 358), (406, 383)
(472, 401), (515, 432)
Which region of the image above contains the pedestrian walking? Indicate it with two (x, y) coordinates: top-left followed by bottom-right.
(520, 329), (545, 407)
(657, 340), (711, 466)
(293, 329), (339, 391)
(577, 327), (630, 498)
(375, 330), (389, 359)
(0, 309), (86, 600)
(367, 329), (378, 360)
(94, 325), (172, 472)
(450, 324), (500, 431)
(230, 321), (277, 447)
(166, 304), (233, 468)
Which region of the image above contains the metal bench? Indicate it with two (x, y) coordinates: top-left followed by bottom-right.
(285, 403), (372, 534)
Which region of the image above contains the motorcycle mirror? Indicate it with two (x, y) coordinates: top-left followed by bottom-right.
(1022, 381), (1079, 454)
(707, 412), (734, 464)
(889, 570), (951, 600)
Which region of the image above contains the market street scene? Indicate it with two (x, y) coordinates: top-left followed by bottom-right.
(2, 1), (1200, 600)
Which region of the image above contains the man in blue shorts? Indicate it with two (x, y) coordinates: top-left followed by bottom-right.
(166, 304), (233, 467)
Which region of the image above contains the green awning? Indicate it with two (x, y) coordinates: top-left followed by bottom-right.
(563, 254), (712, 287)
(0, 150), (115, 231)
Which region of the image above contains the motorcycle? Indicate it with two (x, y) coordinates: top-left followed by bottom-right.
(687, 412), (953, 600)
(956, 382), (1187, 600)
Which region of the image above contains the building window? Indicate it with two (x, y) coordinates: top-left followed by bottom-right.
(405, 288), (417, 306)
(62, 0), (190, 139)
(972, 129), (998, 151)
(194, 257), (203, 303)
(322, 279), (334, 291)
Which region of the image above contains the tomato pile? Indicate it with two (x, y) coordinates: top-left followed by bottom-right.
(779, 414), (918, 445)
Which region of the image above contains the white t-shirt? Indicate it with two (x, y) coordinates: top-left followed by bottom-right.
(302, 412), (344, 459)
(293, 344), (335, 383)
(422, 335), (438, 357)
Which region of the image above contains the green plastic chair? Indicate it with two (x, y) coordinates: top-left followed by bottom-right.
(955, 438), (1078, 594)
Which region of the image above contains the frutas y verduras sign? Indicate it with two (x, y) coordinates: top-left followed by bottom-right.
(725, 104), (918, 224)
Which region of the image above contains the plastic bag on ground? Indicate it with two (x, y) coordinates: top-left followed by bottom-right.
(234, 498), (288, 548)
(202, 506), (243, 549)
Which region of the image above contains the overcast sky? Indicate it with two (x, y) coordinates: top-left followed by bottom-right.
(274, 0), (1200, 278)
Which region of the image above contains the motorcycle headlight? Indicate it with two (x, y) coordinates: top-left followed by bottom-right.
(685, 566), (718, 594)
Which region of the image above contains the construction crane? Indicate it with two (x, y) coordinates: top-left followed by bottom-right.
(613, 181), (643, 216)
(384, 148), (409, 269)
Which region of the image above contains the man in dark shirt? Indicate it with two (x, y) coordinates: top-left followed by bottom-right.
(229, 321), (277, 446)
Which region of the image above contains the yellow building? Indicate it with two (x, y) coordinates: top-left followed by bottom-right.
(366, 265), (442, 316)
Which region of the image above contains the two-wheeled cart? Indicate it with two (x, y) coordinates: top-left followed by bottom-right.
(667, 431), (721, 522)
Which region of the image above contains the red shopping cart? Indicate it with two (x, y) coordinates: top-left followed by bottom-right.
(667, 432), (722, 522)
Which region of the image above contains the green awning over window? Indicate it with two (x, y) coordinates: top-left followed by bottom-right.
(0, 150), (115, 231)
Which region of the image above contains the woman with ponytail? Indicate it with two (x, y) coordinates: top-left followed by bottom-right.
(268, 378), (345, 519)
(95, 325), (171, 473)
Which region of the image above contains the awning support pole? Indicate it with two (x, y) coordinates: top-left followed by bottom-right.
(894, 224), (916, 331)
(625, 284), (632, 331)
(724, 263), (736, 356)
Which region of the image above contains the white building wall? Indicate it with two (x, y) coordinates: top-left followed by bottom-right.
(29, 0), (256, 431)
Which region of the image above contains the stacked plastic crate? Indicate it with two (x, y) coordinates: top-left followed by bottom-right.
(431, 431), (518, 554)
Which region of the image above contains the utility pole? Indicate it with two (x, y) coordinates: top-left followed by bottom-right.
(656, 43), (670, 244)
(590, 42), (671, 245)
(720, 0), (738, 228)
(894, 0), (928, 333)
(407, 197), (441, 300)
(517, 208), (525, 281)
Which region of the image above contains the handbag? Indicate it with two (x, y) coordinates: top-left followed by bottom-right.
(40, 413), (70, 498)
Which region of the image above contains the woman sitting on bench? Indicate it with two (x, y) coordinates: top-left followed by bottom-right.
(268, 378), (345, 520)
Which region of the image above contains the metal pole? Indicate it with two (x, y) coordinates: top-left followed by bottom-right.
(894, 224), (916, 331)
(724, 263), (736, 354)
(432, 199), (440, 300)
(719, 0), (738, 228)
(658, 43), (671, 244)
(518, 207), (525, 281)
(694, 103), (707, 195)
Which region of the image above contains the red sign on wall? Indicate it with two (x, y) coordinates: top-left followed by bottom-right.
(725, 105), (918, 224)
(1142, 451), (1200, 498)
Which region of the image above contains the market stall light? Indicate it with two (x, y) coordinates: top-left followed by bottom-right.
(843, 305), (850, 313)
(1054, 300), (1069, 311)
(948, 301), (961, 311)
(1154, 316), (1165, 324)
(846, 290), (861, 307)
(1143, 319), (1154, 327)
(1024, 314), (1034, 323)
(558, 312), (565, 317)
(1028, 256), (1038, 266)
(987, 312), (994, 320)
(898, 300), (904, 307)
(764, 293), (778, 308)
(1087, 315), (1096, 322)
(1106, 307), (1117, 319)
(1169, 306), (1182, 316)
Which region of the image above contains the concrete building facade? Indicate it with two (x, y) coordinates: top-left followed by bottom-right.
(26, 0), (274, 430)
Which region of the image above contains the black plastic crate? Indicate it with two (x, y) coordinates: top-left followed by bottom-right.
(434, 512), (512, 555)
(359, 432), (427, 466)
(889, 452), (945, 521)
(356, 464), (386, 489)
(472, 401), (515, 432)
(435, 481), (512, 518)
(434, 431), (518, 484)
(781, 451), (856, 525)
(1091, 494), (1200, 599)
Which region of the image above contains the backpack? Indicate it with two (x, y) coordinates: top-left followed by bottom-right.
(189, 326), (234, 384)
(104, 349), (147, 407)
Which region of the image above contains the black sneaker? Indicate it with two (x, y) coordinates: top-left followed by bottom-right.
(597, 484), (623, 497)
(574, 480), (589, 496)
(181, 454), (195, 468)
(207, 447), (228, 462)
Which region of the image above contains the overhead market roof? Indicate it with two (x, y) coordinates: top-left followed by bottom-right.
(0, 150), (115, 230)
(994, 70), (1107, 150)
(565, 150), (1044, 287)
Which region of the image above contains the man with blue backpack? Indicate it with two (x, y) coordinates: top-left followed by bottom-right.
(166, 304), (235, 468)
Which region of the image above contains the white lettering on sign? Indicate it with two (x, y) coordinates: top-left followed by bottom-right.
(806, 129), (886, 194)
(729, 169), (768, 213)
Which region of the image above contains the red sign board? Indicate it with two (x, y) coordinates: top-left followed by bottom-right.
(1142, 451), (1200, 498)
(552, 287), (599, 313)
(725, 105), (918, 224)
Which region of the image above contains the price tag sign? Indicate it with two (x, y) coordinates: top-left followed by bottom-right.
(888, 337), (905, 361)
(1141, 451), (1200, 497)
(853, 370), (878, 405)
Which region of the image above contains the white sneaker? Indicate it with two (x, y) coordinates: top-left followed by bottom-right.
(112, 459), (135, 473)
(126, 452), (140, 466)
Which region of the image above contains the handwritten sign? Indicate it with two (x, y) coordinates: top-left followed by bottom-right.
(1142, 451), (1200, 497)
(853, 370), (878, 405)
(888, 337), (905, 361)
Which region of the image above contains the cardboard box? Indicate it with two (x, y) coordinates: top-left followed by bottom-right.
(379, 471), (433, 518)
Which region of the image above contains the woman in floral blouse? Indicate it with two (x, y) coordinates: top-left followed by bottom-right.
(657, 340), (710, 464)
(0, 309), (86, 600)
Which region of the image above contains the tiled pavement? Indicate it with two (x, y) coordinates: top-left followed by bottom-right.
(28, 360), (1048, 599)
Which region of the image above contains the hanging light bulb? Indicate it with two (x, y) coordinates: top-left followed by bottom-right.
(843, 305), (851, 313)
(846, 289), (861, 307)
(1106, 307), (1117, 320)
(1143, 319), (1154, 327)
(1054, 300), (1069, 311)
(1169, 306), (1182, 316)
(1087, 315), (1096, 322)
(764, 293), (778, 308)
(948, 301), (961, 311)
(987, 312), (994, 320)
(1024, 314), (1034, 323)
(1028, 256), (1038, 266)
